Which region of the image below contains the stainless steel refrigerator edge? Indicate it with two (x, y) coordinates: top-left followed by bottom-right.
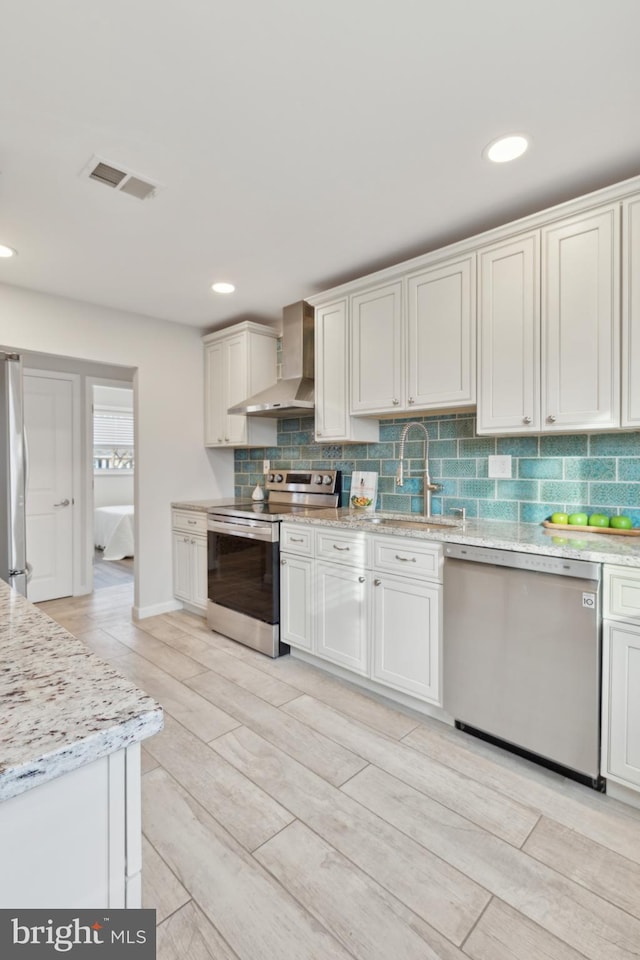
(0, 353), (28, 596)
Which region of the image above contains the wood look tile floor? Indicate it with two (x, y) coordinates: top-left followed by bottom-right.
(39, 584), (640, 960)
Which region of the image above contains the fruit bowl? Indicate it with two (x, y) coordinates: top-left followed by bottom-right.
(351, 495), (373, 509)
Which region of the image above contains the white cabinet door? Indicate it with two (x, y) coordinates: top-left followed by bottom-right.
(204, 340), (226, 446)
(477, 233), (540, 434)
(371, 574), (441, 703)
(542, 205), (620, 431)
(406, 255), (476, 410)
(603, 621), (640, 789)
(315, 561), (369, 674)
(350, 282), (404, 414)
(315, 300), (379, 443)
(622, 194), (640, 427)
(172, 532), (193, 603)
(280, 553), (313, 650)
(224, 333), (249, 446)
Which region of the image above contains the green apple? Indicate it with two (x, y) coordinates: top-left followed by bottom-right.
(568, 512), (588, 525)
(588, 514), (610, 527)
(611, 515), (633, 529)
(550, 512), (569, 525)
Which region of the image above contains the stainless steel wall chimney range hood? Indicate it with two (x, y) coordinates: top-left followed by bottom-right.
(228, 301), (315, 418)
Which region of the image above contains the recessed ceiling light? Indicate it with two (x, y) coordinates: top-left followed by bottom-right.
(484, 134), (530, 163)
(211, 281), (235, 294)
(0, 244), (17, 258)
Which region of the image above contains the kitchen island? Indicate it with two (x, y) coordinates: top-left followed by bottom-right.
(0, 581), (163, 907)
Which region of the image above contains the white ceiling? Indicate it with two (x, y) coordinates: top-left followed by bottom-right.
(2, 0), (640, 331)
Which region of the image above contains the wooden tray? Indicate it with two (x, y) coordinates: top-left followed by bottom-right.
(542, 520), (640, 537)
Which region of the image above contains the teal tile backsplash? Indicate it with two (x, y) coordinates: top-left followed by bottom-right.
(234, 415), (640, 526)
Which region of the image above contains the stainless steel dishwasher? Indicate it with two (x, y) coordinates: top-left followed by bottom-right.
(443, 543), (603, 789)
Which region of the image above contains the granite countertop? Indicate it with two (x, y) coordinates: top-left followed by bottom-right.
(172, 498), (234, 512)
(0, 582), (163, 803)
(281, 508), (640, 568)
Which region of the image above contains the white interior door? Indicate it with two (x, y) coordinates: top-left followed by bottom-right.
(24, 373), (74, 602)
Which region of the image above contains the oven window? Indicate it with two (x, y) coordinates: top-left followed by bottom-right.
(207, 531), (279, 624)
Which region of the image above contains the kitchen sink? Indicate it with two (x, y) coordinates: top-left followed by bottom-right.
(351, 515), (460, 531)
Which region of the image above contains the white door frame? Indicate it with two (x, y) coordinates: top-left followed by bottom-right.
(24, 369), (84, 596)
(85, 377), (136, 597)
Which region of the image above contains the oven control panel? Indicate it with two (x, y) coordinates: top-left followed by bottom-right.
(266, 469), (340, 495)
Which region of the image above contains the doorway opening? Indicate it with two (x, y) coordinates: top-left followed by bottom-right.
(92, 383), (135, 591)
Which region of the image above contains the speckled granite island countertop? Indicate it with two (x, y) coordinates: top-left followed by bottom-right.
(0, 582), (163, 803)
(281, 509), (640, 568)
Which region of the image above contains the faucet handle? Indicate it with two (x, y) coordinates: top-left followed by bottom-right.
(450, 507), (466, 521)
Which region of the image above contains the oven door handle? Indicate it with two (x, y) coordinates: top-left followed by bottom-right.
(207, 518), (278, 543)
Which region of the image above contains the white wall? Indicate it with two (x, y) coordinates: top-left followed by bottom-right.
(0, 282), (234, 616)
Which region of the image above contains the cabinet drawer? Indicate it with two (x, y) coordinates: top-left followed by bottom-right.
(172, 509), (207, 536)
(281, 524), (314, 556)
(372, 536), (442, 581)
(315, 528), (369, 567)
(604, 565), (640, 623)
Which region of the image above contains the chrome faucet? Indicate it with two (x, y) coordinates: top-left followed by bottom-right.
(395, 421), (440, 517)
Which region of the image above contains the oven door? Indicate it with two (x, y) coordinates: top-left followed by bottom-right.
(207, 517), (280, 625)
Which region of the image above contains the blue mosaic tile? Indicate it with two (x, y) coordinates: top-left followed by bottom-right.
(589, 482), (640, 508)
(539, 481), (589, 504)
(439, 418), (474, 439)
(249, 448), (266, 460)
(397, 476), (422, 494)
(377, 477), (396, 494)
(430, 496), (443, 514)
(320, 444), (343, 459)
(496, 436), (539, 456)
(427, 439), (458, 459)
(459, 438), (496, 457)
(379, 423), (400, 441)
(278, 418), (300, 433)
(496, 479), (539, 501)
(288, 448), (301, 459)
(590, 433), (640, 456)
(355, 459), (382, 472)
(441, 458), (476, 478)
(618, 459), (640, 481)
(439, 479), (459, 497)
(429, 459), (443, 479)
(363, 442), (395, 459)
(291, 431), (313, 445)
(381, 459), (400, 476)
(476, 458), (489, 478)
(459, 479), (496, 499)
(235, 449), (249, 461)
(540, 435), (588, 457)
(518, 458), (563, 480)
(380, 493), (412, 512)
(520, 501), (565, 523)
(479, 500), (519, 521)
(565, 458), (616, 481)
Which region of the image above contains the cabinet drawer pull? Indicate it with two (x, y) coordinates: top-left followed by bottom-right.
(358, 576), (366, 583)
(333, 544), (350, 551)
(395, 554), (416, 562)
(290, 537), (304, 542)
(187, 519), (197, 525)
(374, 578), (382, 586)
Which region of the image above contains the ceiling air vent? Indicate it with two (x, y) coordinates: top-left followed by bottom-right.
(81, 155), (160, 200)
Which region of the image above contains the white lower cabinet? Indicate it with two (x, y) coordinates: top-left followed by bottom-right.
(172, 509), (208, 613)
(0, 744), (142, 908)
(315, 560), (369, 675)
(280, 553), (313, 651)
(371, 573), (440, 701)
(602, 564), (640, 794)
(280, 523), (442, 707)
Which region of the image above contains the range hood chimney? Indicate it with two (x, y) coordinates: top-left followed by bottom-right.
(228, 301), (315, 418)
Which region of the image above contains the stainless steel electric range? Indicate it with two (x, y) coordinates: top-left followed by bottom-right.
(206, 469), (341, 657)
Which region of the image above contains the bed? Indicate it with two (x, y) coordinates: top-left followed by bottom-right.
(94, 505), (135, 561)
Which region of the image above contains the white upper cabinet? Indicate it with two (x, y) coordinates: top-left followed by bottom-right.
(478, 233), (540, 434)
(350, 282), (404, 414)
(406, 256), (476, 410)
(314, 298), (379, 443)
(541, 205), (619, 431)
(349, 259), (476, 417)
(622, 194), (640, 427)
(203, 322), (278, 448)
(477, 204), (620, 434)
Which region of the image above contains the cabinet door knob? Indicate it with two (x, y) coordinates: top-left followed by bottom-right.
(523, 416), (532, 424)
(191, 538), (196, 544)
(546, 415), (556, 423)
(217, 437), (223, 442)
(317, 431), (323, 437)
(224, 436), (229, 441)
(374, 578), (382, 586)
(392, 398), (400, 406)
(183, 536), (189, 542)
(281, 559), (287, 565)
(358, 575), (366, 583)
(408, 397), (415, 404)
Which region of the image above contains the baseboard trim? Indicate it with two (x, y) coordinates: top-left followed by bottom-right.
(133, 599), (183, 620)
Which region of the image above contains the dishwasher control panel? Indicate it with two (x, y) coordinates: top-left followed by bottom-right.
(443, 542), (601, 581)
